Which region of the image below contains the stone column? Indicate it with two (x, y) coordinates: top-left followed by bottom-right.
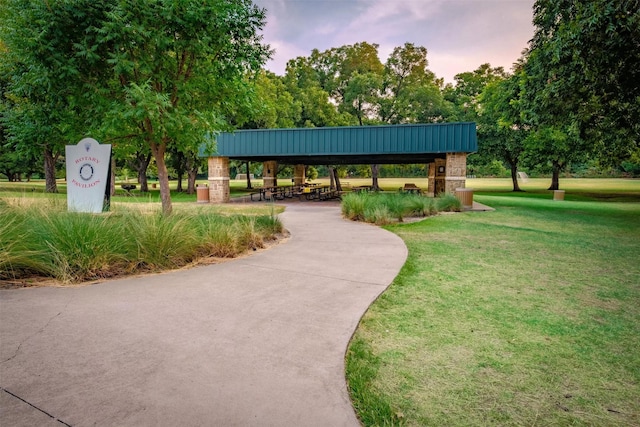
(434, 158), (447, 195)
(293, 164), (306, 186)
(445, 152), (467, 194)
(426, 162), (436, 197)
(208, 156), (230, 203)
(263, 160), (278, 188)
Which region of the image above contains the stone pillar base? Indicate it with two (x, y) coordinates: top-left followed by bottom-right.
(445, 153), (467, 194)
(263, 161), (278, 188)
(208, 156), (230, 203)
(293, 164), (305, 186)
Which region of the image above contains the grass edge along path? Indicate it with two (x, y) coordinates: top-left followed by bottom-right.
(346, 194), (640, 426)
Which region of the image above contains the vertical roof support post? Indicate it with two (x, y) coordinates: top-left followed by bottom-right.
(426, 161), (436, 197)
(263, 160), (278, 188)
(445, 152), (467, 194)
(208, 156), (230, 203)
(293, 164), (305, 186)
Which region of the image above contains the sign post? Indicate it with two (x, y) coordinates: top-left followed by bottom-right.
(66, 138), (112, 213)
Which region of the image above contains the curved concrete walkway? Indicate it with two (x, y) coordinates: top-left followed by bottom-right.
(0, 204), (407, 426)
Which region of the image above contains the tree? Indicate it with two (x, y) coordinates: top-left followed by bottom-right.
(1, 2), (103, 192)
(443, 63), (508, 122)
(378, 43), (444, 124)
(96, 0), (269, 214)
(524, 0), (640, 185)
(235, 70), (300, 130)
(2, 0), (270, 213)
(477, 70), (529, 191)
(283, 57), (351, 128)
(342, 72), (382, 126)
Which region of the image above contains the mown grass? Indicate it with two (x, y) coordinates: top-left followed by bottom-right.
(0, 198), (283, 284)
(346, 193), (640, 426)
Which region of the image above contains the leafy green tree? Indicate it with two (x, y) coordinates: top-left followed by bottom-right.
(311, 42), (384, 105)
(443, 63), (508, 122)
(477, 69), (528, 191)
(373, 43), (449, 125)
(96, 0), (269, 214)
(524, 0), (640, 187)
(236, 70), (300, 129)
(342, 72), (382, 126)
(2, 0), (269, 213)
(1, 2), (105, 192)
(283, 57), (351, 128)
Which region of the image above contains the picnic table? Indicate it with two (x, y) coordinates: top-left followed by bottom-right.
(250, 186), (301, 201)
(248, 185), (341, 202)
(352, 185), (373, 193)
(121, 184), (136, 196)
(400, 183), (423, 194)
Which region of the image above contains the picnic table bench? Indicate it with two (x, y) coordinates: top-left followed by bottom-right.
(121, 184), (136, 195)
(400, 183), (423, 194)
(250, 186), (298, 201)
(352, 185), (373, 193)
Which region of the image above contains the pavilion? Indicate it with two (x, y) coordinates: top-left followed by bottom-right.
(203, 122), (477, 203)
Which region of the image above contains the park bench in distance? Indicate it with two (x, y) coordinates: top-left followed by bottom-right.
(121, 184), (137, 195)
(400, 183), (423, 194)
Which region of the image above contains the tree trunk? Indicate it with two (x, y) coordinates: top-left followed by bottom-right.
(330, 167), (342, 192)
(135, 152), (151, 192)
(548, 162), (561, 190)
(185, 153), (200, 195)
(138, 169), (149, 192)
(176, 171), (183, 192)
(329, 166), (335, 190)
(371, 164), (380, 191)
(510, 164), (522, 192)
(245, 162), (252, 189)
(44, 147), (58, 193)
(151, 142), (172, 215)
(186, 170), (197, 195)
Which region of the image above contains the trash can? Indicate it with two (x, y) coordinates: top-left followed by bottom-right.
(455, 188), (474, 209)
(196, 185), (209, 203)
(553, 190), (565, 201)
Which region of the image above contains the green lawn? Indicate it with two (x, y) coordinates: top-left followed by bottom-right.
(346, 188), (640, 426)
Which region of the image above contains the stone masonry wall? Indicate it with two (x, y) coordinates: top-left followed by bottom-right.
(208, 156), (230, 203)
(293, 164), (306, 186)
(445, 152), (467, 194)
(263, 161), (278, 188)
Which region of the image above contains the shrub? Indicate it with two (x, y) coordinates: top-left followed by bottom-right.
(0, 204), (52, 280)
(381, 193), (407, 222)
(364, 205), (393, 225)
(435, 193), (462, 212)
(342, 192), (368, 221)
(343, 192), (444, 224)
(404, 194), (434, 217)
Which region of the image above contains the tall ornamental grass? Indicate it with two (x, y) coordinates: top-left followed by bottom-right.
(0, 200), (283, 284)
(342, 192), (455, 224)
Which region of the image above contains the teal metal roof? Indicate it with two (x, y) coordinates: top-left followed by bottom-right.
(204, 122), (476, 165)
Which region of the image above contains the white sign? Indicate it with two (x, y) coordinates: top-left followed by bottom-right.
(66, 138), (112, 213)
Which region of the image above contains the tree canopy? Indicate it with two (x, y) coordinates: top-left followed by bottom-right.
(2, 0), (270, 213)
(524, 0), (640, 169)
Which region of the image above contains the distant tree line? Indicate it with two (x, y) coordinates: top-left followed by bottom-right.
(1, 0), (638, 206)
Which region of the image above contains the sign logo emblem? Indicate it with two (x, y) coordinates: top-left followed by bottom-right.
(79, 163), (94, 181)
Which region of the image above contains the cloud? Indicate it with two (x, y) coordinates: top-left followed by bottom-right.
(255, 0), (535, 82)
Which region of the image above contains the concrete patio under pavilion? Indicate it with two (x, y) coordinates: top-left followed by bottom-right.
(201, 122), (477, 203)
